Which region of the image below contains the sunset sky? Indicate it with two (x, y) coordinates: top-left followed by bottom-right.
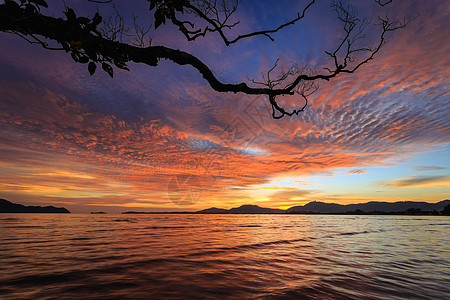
(0, 0), (448, 213)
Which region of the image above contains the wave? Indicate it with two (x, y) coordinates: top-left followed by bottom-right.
(1, 215), (448, 299)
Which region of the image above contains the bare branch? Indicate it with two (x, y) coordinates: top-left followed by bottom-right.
(228, 0), (316, 44)
(98, 3), (130, 42)
(375, 0), (393, 6)
(132, 15), (152, 48)
(88, 0), (113, 3)
(166, 0), (316, 46)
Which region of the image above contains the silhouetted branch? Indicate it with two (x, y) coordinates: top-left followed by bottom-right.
(0, 0), (407, 119)
(375, 0), (393, 6)
(88, 0), (113, 3)
(132, 15), (152, 48)
(227, 0), (316, 44)
(99, 3), (129, 43)
(167, 0), (316, 46)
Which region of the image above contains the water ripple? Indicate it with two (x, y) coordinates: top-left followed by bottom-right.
(0, 214), (448, 299)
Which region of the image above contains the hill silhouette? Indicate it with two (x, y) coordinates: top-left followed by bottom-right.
(0, 199), (70, 213)
(195, 200), (450, 215)
(287, 200), (450, 214)
(196, 205), (284, 214)
(196, 207), (229, 214)
(197, 205), (285, 214)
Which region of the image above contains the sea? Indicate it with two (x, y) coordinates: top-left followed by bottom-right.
(0, 214), (449, 299)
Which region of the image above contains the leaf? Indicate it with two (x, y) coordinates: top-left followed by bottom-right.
(149, 2), (156, 11)
(174, 0), (186, 12)
(70, 52), (79, 62)
(70, 40), (82, 50)
(154, 10), (165, 29)
(79, 56), (89, 64)
(77, 17), (90, 25)
(84, 47), (97, 61)
(62, 42), (70, 53)
(174, 4), (184, 13)
(115, 61), (130, 71)
(29, 0), (48, 8)
(92, 12), (102, 26)
(88, 62), (96, 75)
(64, 8), (76, 21)
(102, 63), (114, 78)
(24, 3), (37, 13)
(4, 1), (20, 9)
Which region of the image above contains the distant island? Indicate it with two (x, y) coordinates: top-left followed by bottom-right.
(0, 199), (70, 213)
(197, 204), (285, 214)
(122, 200), (450, 215)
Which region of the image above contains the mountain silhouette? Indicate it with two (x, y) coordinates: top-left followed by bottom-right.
(196, 207), (229, 214)
(196, 200), (450, 214)
(196, 204), (284, 214)
(228, 205), (285, 214)
(0, 199), (70, 213)
(287, 200), (450, 213)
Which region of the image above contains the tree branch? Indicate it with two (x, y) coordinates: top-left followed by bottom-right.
(0, 0), (406, 119)
(165, 0), (316, 45)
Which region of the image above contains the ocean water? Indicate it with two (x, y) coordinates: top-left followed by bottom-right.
(0, 214), (449, 299)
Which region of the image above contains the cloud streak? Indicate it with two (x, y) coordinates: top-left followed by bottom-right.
(384, 176), (450, 189)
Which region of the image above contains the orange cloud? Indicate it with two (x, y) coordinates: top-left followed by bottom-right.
(384, 176), (450, 189)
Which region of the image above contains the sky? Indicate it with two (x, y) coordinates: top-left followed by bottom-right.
(0, 0), (449, 213)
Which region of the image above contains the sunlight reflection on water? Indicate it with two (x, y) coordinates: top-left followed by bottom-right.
(1, 214), (449, 299)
